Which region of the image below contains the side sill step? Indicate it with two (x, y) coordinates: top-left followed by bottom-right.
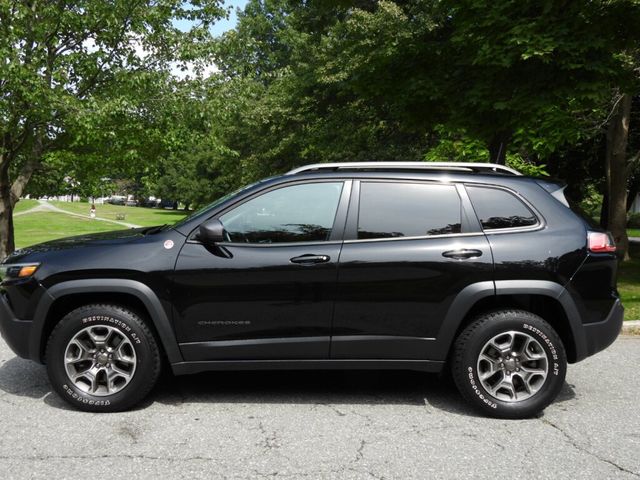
(171, 359), (445, 376)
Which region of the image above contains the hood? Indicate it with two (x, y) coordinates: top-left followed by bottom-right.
(4, 226), (166, 264)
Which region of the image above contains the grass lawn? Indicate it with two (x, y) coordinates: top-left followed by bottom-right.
(12, 202), (189, 249)
(14, 198), (39, 213)
(627, 228), (640, 237)
(619, 243), (640, 321)
(50, 201), (188, 226)
(14, 212), (119, 249)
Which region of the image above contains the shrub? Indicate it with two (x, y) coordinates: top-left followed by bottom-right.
(628, 213), (640, 228)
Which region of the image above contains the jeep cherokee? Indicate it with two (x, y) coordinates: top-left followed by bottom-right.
(0, 162), (623, 418)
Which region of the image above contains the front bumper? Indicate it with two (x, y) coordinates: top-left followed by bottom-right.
(0, 292), (33, 359)
(582, 299), (624, 358)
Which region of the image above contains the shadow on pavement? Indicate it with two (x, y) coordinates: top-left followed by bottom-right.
(0, 356), (49, 400)
(0, 356), (577, 417)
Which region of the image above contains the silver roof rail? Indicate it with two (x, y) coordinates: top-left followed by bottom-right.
(286, 162), (522, 176)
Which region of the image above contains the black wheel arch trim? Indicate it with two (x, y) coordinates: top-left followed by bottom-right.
(30, 279), (184, 364)
(433, 280), (587, 363)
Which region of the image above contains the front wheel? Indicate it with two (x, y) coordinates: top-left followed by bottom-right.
(452, 310), (567, 419)
(46, 304), (161, 412)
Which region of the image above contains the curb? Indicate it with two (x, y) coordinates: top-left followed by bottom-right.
(622, 320), (640, 336)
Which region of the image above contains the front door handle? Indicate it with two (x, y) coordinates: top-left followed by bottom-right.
(290, 254), (331, 265)
(442, 249), (483, 260)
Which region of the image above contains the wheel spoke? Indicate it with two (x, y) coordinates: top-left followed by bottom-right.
(114, 343), (135, 366)
(490, 332), (515, 354)
(66, 340), (94, 362)
(520, 364), (546, 375)
(521, 337), (546, 361)
(490, 375), (516, 400)
(87, 327), (106, 348)
(109, 363), (133, 380)
(72, 367), (99, 393)
(103, 329), (117, 349)
(478, 353), (500, 380)
(516, 372), (532, 395)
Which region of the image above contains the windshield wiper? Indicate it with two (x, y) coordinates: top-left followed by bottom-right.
(140, 224), (167, 235)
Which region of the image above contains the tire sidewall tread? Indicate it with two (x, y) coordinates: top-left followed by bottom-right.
(45, 304), (161, 413)
(452, 309), (567, 419)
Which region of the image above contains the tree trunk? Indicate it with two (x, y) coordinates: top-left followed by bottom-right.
(488, 131), (511, 165)
(0, 159), (15, 260)
(605, 93), (632, 261)
(600, 191), (609, 229)
(0, 130), (43, 259)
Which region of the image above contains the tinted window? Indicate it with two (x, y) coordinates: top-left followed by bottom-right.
(220, 182), (343, 243)
(467, 186), (538, 230)
(357, 182), (461, 239)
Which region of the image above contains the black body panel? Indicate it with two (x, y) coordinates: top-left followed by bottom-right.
(173, 242), (342, 359)
(332, 234), (493, 359)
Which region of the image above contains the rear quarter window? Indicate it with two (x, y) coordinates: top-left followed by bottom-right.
(466, 186), (538, 230)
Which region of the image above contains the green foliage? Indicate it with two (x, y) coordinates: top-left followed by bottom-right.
(204, 0), (640, 185)
(0, 0), (225, 253)
(578, 184), (605, 220)
(628, 213), (640, 229)
(505, 155), (548, 178)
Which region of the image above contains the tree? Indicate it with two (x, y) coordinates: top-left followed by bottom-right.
(605, 93), (640, 260)
(0, 0), (224, 257)
(216, 0), (640, 257)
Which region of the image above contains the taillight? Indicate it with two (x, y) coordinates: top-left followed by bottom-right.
(588, 231), (616, 253)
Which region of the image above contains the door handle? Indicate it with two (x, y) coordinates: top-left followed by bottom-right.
(290, 254), (331, 265)
(442, 249), (483, 260)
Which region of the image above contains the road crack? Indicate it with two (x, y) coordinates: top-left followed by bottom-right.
(542, 418), (639, 477)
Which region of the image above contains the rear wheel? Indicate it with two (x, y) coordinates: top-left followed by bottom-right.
(46, 304), (161, 412)
(452, 310), (567, 419)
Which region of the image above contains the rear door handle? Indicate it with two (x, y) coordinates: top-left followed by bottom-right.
(442, 249), (483, 260)
(290, 254), (331, 265)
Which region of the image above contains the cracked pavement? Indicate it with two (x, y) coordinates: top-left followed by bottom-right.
(0, 337), (638, 479)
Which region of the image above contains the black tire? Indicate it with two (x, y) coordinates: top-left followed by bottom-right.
(452, 310), (567, 419)
(46, 304), (161, 412)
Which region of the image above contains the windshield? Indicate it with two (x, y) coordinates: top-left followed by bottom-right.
(171, 180), (265, 229)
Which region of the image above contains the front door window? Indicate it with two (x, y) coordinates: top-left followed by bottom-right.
(219, 182), (344, 244)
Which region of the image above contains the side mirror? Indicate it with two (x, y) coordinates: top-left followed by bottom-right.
(198, 218), (225, 244)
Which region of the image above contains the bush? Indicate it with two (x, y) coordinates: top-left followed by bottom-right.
(628, 213), (640, 228)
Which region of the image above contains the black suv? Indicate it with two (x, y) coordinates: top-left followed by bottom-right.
(0, 162), (623, 418)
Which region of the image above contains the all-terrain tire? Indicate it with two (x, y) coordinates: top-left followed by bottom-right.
(46, 304), (161, 412)
(452, 310), (567, 419)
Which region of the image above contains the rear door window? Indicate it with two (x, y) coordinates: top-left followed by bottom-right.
(466, 186), (538, 230)
(357, 182), (462, 239)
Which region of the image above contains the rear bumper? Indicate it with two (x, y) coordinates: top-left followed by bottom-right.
(582, 299), (624, 358)
(0, 293), (32, 359)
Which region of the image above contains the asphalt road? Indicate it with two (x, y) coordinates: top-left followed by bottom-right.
(0, 337), (638, 480)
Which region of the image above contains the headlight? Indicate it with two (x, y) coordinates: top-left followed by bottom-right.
(0, 263), (40, 281)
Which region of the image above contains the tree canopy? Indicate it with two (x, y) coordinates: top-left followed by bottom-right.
(4, 0), (640, 259)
